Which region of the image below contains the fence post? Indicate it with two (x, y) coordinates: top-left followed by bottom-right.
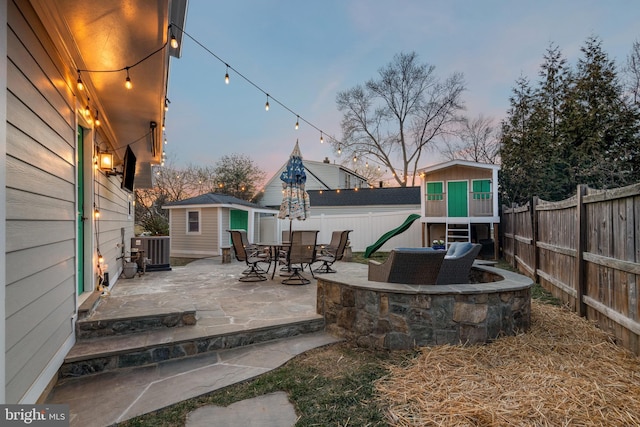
(575, 184), (587, 317)
(511, 202), (517, 269)
(531, 196), (539, 285)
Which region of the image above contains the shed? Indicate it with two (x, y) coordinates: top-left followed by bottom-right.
(418, 160), (500, 258)
(163, 193), (278, 259)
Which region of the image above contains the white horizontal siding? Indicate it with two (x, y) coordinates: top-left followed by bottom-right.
(5, 0), (75, 403)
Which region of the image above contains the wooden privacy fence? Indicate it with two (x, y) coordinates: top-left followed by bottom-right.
(503, 183), (640, 355)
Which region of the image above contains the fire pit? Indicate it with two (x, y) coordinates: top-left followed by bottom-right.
(316, 263), (533, 350)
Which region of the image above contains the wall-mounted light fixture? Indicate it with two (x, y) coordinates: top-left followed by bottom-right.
(99, 152), (113, 171)
(98, 150), (123, 177)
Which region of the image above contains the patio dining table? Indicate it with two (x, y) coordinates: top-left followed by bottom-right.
(256, 241), (290, 279)
(256, 241), (327, 280)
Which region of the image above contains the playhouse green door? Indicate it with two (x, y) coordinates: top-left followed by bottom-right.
(447, 181), (468, 217)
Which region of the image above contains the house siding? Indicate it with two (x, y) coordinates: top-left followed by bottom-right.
(5, 0), (134, 402)
(170, 207), (219, 257)
(5, 0), (77, 403)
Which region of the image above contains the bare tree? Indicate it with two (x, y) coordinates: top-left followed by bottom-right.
(336, 52), (465, 186)
(441, 115), (500, 164)
(623, 40), (640, 105)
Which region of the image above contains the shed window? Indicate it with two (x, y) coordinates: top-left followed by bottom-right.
(426, 182), (443, 200)
(472, 180), (491, 199)
(187, 210), (200, 233)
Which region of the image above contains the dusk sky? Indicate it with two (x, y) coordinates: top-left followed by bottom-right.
(164, 0), (639, 184)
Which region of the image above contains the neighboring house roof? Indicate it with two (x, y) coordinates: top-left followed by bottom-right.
(419, 159), (501, 173)
(307, 187), (421, 207)
(262, 158), (369, 191)
(163, 193), (276, 211)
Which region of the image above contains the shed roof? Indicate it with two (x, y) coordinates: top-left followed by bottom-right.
(163, 193), (275, 211)
(418, 159), (500, 173)
(305, 187), (420, 207)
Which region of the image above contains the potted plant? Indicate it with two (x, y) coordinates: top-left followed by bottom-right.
(432, 239), (445, 250)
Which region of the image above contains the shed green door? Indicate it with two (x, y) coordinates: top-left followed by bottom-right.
(230, 209), (248, 231)
(447, 181), (468, 217)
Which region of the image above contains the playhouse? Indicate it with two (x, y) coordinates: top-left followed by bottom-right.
(418, 160), (500, 258)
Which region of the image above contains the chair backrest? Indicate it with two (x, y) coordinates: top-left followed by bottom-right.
(385, 250), (445, 285)
(333, 230), (352, 261)
(327, 231), (342, 249)
(228, 230), (247, 262)
(437, 243), (482, 285)
(288, 230), (318, 264)
(238, 230), (251, 247)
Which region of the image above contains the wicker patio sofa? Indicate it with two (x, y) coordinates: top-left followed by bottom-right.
(436, 242), (483, 285)
(368, 249), (446, 285)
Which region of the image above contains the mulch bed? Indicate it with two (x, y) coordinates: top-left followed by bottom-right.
(376, 300), (640, 426)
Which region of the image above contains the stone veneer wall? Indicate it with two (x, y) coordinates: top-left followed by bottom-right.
(317, 265), (533, 350)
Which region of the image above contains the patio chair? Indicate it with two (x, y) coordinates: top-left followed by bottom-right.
(436, 242), (482, 285)
(228, 230), (271, 282)
(235, 229), (269, 273)
(313, 230), (352, 273)
(280, 230), (318, 285)
(368, 249), (445, 285)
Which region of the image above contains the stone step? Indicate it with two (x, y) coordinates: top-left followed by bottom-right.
(59, 316), (325, 381)
(75, 309), (197, 339)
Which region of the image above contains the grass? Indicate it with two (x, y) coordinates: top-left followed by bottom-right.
(118, 254), (561, 426)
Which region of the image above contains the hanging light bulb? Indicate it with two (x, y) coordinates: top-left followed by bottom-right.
(225, 64), (230, 84)
(125, 67), (132, 89)
(94, 208), (100, 219)
(170, 32), (179, 49)
(162, 122), (166, 132)
(265, 94), (270, 111)
(76, 70), (84, 91)
(366, 161), (369, 168)
(320, 132), (324, 143)
(164, 98), (170, 111)
(353, 154), (357, 162)
(84, 100), (90, 117)
(338, 145), (342, 155)
(98, 252), (104, 264)
(295, 116), (299, 130)
(94, 111), (101, 127)
(164, 137), (167, 145)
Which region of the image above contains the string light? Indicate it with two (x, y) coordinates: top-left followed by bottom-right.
(170, 33), (179, 49)
(84, 99), (91, 117)
(353, 154), (357, 162)
(76, 70), (84, 91)
(265, 94), (270, 111)
(295, 116), (299, 130)
(225, 64), (230, 84)
(164, 98), (170, 111)
(124, 67), (132, 89)
(320, 132), (324, 143)
(94, 110), (101, 127)
(338, 145), (342, 155)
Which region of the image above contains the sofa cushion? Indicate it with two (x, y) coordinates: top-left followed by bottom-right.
(446, 242), (473, 259)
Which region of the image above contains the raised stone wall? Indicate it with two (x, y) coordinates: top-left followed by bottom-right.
(317, 264), (533, 350)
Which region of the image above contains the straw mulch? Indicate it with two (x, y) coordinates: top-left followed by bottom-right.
(375, 300), (640, 426)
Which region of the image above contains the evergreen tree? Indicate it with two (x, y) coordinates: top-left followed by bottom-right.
(534, 44), (572, 200)
(499, 76), (536, 205)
